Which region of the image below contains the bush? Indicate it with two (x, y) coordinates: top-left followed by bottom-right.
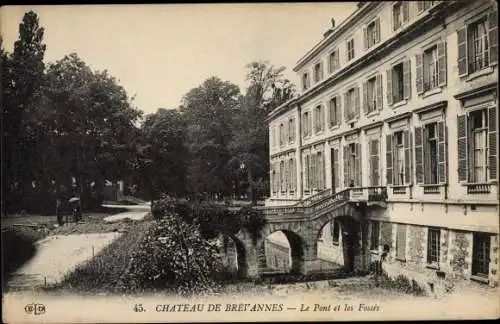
(123, 214), (223, 294)
(1, 227), (43, 282)
(59, 221), (152, 292)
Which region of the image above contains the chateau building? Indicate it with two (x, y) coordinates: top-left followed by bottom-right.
(266, 1), (499, 287)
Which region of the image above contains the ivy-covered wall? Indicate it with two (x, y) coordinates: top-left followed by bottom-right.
(449, 231), (471, 279)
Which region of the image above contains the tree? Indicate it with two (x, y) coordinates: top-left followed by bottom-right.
(180, 77), (241, 199)
(136, 108), (188, 199)
(43, 53), (142, 209)
(2, 11), (47, 215)
(228, 61), (296, 203)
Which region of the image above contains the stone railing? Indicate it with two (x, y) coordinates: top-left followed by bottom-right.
(263, 186), (388, 219)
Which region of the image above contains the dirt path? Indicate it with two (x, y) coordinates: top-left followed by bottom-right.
(7, 207), (150, 290)
(8, 232), (122, 290)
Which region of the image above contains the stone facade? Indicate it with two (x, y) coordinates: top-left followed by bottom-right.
(263, 0), (499, 289)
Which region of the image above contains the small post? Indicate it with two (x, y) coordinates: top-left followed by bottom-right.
(44, 276), (47, 287)
(92, 246), (95, 258)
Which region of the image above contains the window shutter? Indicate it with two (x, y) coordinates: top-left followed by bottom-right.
(363, 27), (368, 50)
(372, 139), (380, 186)
(489, 11), (498, 65)
(321, 153), (325, 189)
(336, 95), (342, 126)
(403, 59), (411, 100)
(437, 121), (447, 184)
(333, 148), (339, 188)
(416, 53), (424, 94)
(404, 130), (411, 184)
(355, 87), (360, 118)
(343, 146), (349, 187)
(437, 41), (447, 87)
(355, 143), (361, 186)
(403, 2), (409, 23)
(375, 18), (381, 44)
(415, 127), (424, 184)
(386, 69), (393, 106)
(376, 74), (383, 110)
(457, 115), (468, 182)
(457, 27), (468, 77)
(396, 224), (407, 260)
(386, 135), (393, 185)
(344, 92), (349, 122)
(488, 107), (497, 181)
(363, 81), (368, 115)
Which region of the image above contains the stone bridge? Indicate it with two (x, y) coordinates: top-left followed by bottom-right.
(233, 187), (388, 278)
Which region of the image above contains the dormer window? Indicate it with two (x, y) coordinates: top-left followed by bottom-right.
(313, 62), (324, 83)
(302, 72), (310, 90)
(328, 49), (340, 73)
(347, 38), (355, 61)
(365, 18), (380, 49)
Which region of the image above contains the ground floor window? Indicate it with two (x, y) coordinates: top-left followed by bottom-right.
(472, 232), (490, 278)
(427, 228), (440, 265)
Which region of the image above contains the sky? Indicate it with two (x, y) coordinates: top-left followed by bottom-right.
(1, 3), (357, 115)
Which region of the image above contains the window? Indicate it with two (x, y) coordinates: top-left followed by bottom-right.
(415, 121), (447, 185)
(328, 49), (340, 73)
(331, 220), (340, 244)
(280, 160), (286, 192)
(387, 60), (411, 105)
(417, 42), (446, 94)
(289, 158), (296, 192)
(316, 151), (325, 189)
(393, 63), (404, 103)
(271, 164), (277, 194)
(369, 138), (380, 186)
(329, 96), (341, 127)
(427, 228), (440, 265)
(279, 123), (284, 146)
(302, 72), (310, 90)
(472, 232), (490, 278)
(331, 148), (340, 189)
(370, 221), (380, 250)
(457, 107), (497, 185)
(364, 74), (383, 114)
(365, 18), (380, 49)
(387, 129), (412, 187)
(344, 143), (361, 187)
(393, 2), (409, 31)
(469, 18), (490, 73)
(471, 110), (488, 183)
(423, 46), (438, 91)
(344, 87), (360, 122)
(425, 123), (438, 184)
(302, 111), (311, 138)
(314, 105), (323, 133)
(304, 154), (310, 192)
(396, 224), (407, 261)
(288, 118), (295, 143)
(395, 132), (405, 185)
(366, 77), (376, 113)
(457, 11), (498, 77)
(314, 62), (323, 83)
(393, 2), (402, 31)
(347, 38), (355, 61)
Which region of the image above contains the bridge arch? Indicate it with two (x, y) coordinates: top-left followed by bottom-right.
(314, 211), (362, 273)
(260, 228), (306, 275)
(215, 234), (249, 279)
